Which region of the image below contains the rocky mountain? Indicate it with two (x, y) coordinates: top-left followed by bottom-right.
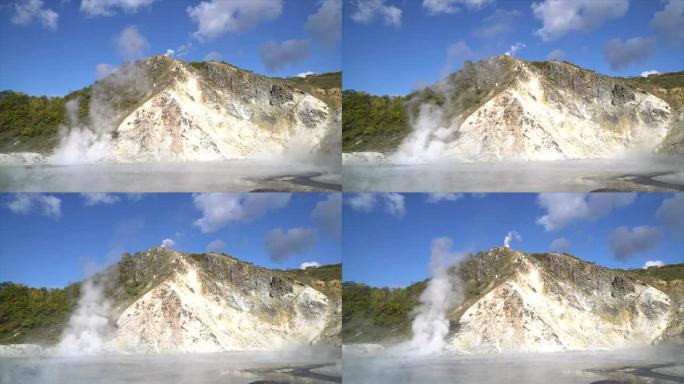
(342, 56), (684, 160)
(343, 247), (684, 352)
(0, 56), (341, 163)
(0, 248), (341, 352)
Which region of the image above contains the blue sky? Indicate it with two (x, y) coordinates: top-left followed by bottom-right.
(0, 193), (341, 288)
(344, 0), (684, 95)
(0, 0), (341, 96)
(343, 193), (684, 287)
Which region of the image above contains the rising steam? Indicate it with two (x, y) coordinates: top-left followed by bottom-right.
(389, 104), (457, 164)
(49, 63), (150, 165)
(504, 230), (522, 248)
(55, 278), (113, 356)
(407, 237), (465, 355)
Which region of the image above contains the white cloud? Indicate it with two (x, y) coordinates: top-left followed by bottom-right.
(550, 237), (571, 250)
(603, 37), (656, 71)
(305, 0), (341, 45)
(474, 9), (521, 38)
(650, 0), (684, 46)
(443, 40), (476, 76)
(161, 238), (175, 248)
(116, 25), (149, 60)
(187, 0), (282, 40)
(536, 193), (636, 231)
(11, 0), (58, 30)
(163, 49), (175, 57)
(348, 193), (377, 212)
(640, 70), (660, 77)
(384, 193), (405, 218)
(503, 230), (521, 248)
(95, 63), (117, 80)
(426, 193), (464, 203)
(80, 0), (157, 17)
(81, 193), (121, 206)
(259, 39), (310, 72)
(311, 193), (341, 240)
(5, 194), (62, 219)
(347, 193), (405, 218)
(532, 0), (629, 41)
(656, 194), (684, 236)
(505, 42), (526, 56)
(609, 226), (663, 261)
(264, 228), (316, 261)
(126, 193), (144, 202)
(350, 0), (402, 29)
(643, 260), (665, 269)
(423, 0), (494, 15)
(301, 261), (321, 269)
(546, 49), (566, 60)
(192, 193), (291, 233)
(203, 51), (223, 61)
(206, 239), (227, 252)
(297, 71), (315, 78)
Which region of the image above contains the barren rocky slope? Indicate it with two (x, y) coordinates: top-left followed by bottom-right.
(0, 56), (341, 162)
(343, 248), (684, 352)
(0, 248), (341, 352)
(343, 56), (684, 160)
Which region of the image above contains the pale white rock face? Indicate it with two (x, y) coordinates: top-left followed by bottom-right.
(448, 257), (672, 353)
(390, 58), (676, 163)
(342, 151), (387, 164)
(442, 70), (671, 161)
(0, 152), (44, 165)
(0, 344), (47, 357)
(111, 64), (331, 162)
(113, 259), (330, 352)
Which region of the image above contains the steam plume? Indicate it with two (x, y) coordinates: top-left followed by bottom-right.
(55, 279), (113, 355)
(49, 62), (150, 165)
(407, 237), (465, 355)
(503, 230), (521, 248)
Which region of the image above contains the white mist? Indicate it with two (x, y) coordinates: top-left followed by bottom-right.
(407, 237), (464, 355)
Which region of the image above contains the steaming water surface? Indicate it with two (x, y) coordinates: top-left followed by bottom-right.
(343, 344), (684, 384)
(0, 347), (341, 384)
(0, 161), (341, 192)
(342, 157), (684, 192)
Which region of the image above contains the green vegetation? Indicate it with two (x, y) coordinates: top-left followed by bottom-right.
(283, 263), (342, 282)
(626, 262), (684, 282)
(342, 90), (410, 152)
(342, 280), (426, 343)
(627, 71), (684, 89)
(279, 72), (342, 108)
(282, 72), (341, 91)
(0, 282), (80, 344)
(624, 71), (684, 109)
(0, 88), (90, 153)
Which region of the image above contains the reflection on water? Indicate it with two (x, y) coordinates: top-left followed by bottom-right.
(343, 344), (684, 384)
(342, 156), (684, 192)
(0, 161), (341, 192)
(0, 347), (341, 384)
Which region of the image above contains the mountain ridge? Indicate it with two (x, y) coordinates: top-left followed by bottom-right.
(0, 56), (342, 162)
(342, 247), (684, 352)
(0, 247), (342, 352)
(342, 55), (684, 159)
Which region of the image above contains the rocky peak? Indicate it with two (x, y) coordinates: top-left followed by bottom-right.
(446, 247), (682, 352)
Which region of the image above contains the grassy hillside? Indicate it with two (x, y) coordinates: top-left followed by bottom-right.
(0, 282), (81, 344)
(0, 89), (90, 153)
(623, 71), (684, 109)
(342, 90), (409, 152)
(342, 251), (684, 344)
(0, 252), (342, 346)
(342, 280), (426, 343)
(0, 59), (342, 155)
